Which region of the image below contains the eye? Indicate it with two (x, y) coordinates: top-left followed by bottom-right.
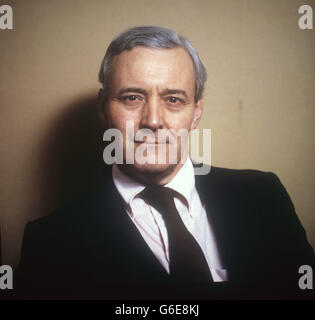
(126, 95), (138, 101)
(165, 96), (184, 107)
(119, 95), (143, 106)
(167, 97), (180, 104)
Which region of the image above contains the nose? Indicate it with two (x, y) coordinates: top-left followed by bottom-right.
(139, 96), (163, 131)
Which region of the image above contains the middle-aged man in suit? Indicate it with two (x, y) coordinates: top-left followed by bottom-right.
(16, 26), (315, 300)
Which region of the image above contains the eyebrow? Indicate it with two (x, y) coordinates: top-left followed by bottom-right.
(117, 87), (188, 98)
(159, 89), (188, 98)
(117, 87), (148, 97)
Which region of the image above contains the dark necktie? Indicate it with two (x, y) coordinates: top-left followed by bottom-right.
(140, 186), (213, 284)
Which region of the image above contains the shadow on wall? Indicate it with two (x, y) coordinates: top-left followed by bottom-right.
(36, 94), (108, 216)
(1, 94), (110, 269)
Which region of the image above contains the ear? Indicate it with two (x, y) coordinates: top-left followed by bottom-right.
(97, 88), (107, 126)
(190, 98), (203, 130)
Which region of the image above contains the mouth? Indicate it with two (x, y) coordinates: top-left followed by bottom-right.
(134, 140), (169, 144)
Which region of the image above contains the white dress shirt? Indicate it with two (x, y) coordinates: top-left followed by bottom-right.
(112, 158), (228, 282)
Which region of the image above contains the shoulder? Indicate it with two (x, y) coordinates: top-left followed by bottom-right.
(196, 164), (282, 194)
(195, 165), (295, 223)
(209, 165), (278, 182)
(22, 169), (114, 239)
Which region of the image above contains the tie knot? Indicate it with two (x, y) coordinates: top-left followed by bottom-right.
(139, 186), (176, 214)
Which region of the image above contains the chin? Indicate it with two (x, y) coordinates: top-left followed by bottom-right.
(134, 162), (175, 173)
(121, 162), (179, 185)
(120, 145), (187, 183)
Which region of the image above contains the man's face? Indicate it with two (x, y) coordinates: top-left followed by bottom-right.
(99, 46), (203, 183)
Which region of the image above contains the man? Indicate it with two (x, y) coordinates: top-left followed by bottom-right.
(17, 26), (315, 299)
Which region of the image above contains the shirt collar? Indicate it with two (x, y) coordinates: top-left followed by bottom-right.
(164, 157), (195, 211)
(112, 157), (196, 215)
(112, 164), (145, 208)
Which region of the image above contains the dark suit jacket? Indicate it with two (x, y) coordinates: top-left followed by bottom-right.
(16, 166), (315, 299)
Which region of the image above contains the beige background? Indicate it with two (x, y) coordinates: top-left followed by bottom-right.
(1, 0), (315, 268)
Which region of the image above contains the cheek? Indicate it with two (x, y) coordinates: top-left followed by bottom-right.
(106, 104), (139, 130)
(166, 109), (194, 130)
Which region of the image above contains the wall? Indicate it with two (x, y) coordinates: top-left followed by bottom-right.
(1, 0), (315, 268)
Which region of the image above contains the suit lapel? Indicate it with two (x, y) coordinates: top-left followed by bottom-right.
(95, 169), (169, 283)
(194, 168), (245, 281)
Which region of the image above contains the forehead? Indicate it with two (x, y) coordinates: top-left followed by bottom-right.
(110, 46), (195, 92)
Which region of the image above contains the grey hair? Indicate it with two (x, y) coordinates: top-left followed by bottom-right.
(98, 25), (207, 103)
